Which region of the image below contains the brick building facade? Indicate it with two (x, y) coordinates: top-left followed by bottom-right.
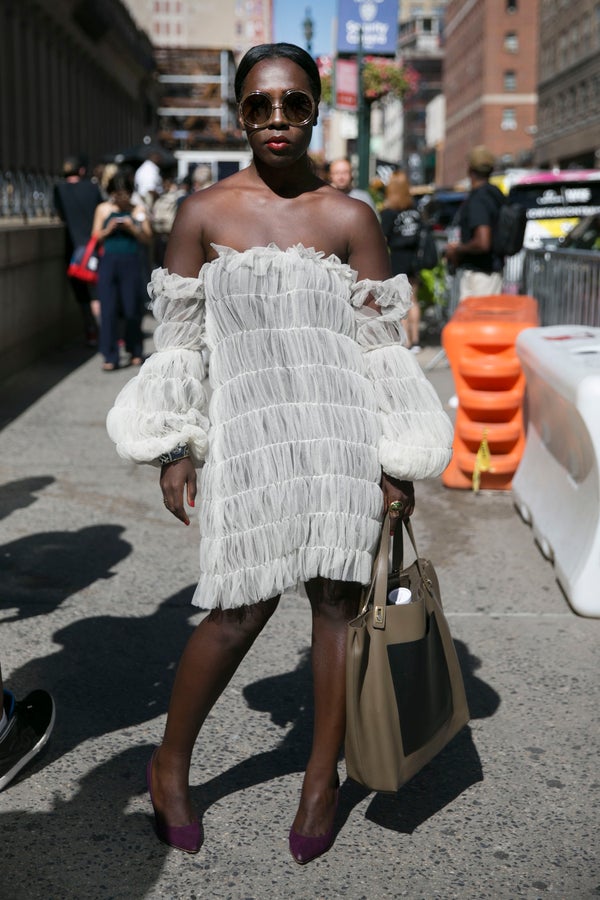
(535, 0), (600, 169)
(442, 0), (539, 185)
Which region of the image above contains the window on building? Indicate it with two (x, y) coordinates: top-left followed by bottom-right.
(501, 108), (517, 130)
(504, 32), (519, 52)
(504, 70), (517, 91)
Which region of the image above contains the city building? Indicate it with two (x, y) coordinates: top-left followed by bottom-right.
(535, 0), (600, 169)
(154, 46), (249, 180)
(0, 0), (157, 174)
(442, 0), (539, 185)
(122, 0), (272, 58)
(397, 0), (448, 183)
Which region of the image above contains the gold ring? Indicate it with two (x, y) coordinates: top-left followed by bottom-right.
(389, 500), (404, 512)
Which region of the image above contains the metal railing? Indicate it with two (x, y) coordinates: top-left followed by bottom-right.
(520, 248), (600, 327)
(0, 170), (58, 221)
(443, 248), (600, 328)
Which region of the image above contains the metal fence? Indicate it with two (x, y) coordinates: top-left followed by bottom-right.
(520, 248), (600, 327)
(0, 170), (58, 221)
(443, 249), (600, 329)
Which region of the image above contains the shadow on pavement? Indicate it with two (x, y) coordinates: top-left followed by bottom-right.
(0, 523), (132, 621)
(1, 744), (167, 900)
(0, 343), (96, 430)
(191, 636), (499, 840)
(0, 476), (55, 520)
(6, 587), (198, 757)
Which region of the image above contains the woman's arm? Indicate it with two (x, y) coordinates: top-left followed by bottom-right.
(164, 195), (207, 276)
(156, 196), (211, 523)
(346, 204), (415, 522)
(347, 203), (392, 312)
(91, 202), (117, 242)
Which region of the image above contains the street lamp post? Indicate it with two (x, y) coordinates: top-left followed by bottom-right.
(303, 7), (314, 56)
(356, 28), (370, 190)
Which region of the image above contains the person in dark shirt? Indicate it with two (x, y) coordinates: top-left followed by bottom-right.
(91, 169), (152, 371)
(444, 146), (504, 301)
(54, 156), (103, 345)
(380, 170), (424, 352)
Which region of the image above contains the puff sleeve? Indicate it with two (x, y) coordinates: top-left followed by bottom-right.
(351, 274), (453, 481)
(106, 268), (210, 467)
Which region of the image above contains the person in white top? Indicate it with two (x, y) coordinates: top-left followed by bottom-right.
(107, 43), (452, 863)
(133, 152), (163, 209)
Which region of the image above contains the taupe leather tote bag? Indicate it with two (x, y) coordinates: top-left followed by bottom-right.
(345, 514), (469, 793)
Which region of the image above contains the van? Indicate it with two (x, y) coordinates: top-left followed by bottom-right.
(506, 170), (600, 249)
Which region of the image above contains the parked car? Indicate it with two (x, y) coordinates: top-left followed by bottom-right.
(418, 189), (467, 242)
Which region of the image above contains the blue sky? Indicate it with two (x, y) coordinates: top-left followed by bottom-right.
(273, 0), (336, 59)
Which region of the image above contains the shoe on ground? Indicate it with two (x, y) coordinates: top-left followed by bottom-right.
(0, 689), (55, 791)
(410, 345), (422, 354)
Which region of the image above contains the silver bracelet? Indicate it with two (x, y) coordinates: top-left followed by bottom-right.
(158, 444), (190, 465)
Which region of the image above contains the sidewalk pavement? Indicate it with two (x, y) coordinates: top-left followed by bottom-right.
(0, 327), (598, 900)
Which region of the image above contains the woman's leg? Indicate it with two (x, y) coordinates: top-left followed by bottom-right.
(118, 254), (144, 361)
(97, 257), (120, 367)
(150, 596), (279, 827)
(293, 577), (362, 836)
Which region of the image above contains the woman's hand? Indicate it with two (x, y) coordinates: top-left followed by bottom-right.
(160, 457), (197, 526)
(381, 472), (415, 534)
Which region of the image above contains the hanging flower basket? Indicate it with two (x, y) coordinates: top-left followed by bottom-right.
(320, 58), (418, 107)
(362, 57), (419, 102)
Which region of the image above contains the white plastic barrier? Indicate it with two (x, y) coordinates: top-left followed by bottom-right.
(513, 326), (600, 616)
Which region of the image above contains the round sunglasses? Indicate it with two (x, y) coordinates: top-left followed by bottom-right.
(239, 90), (316, 130)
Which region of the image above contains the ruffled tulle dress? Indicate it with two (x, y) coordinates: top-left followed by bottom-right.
(106, 244), (453, 609)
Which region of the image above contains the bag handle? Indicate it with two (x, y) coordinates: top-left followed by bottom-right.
(360, 514), (425, 616)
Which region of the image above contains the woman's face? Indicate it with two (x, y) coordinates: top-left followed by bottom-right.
(238, 57), (317, 168)
(113, 188), (132, 210)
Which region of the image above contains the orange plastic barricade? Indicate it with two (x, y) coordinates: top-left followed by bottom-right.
(441, 294), (539, 490)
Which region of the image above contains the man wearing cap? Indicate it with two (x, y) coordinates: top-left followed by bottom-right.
(444, 146), (505, 301)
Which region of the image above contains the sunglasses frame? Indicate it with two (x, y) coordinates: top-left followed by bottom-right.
(239, 90), (316, 130)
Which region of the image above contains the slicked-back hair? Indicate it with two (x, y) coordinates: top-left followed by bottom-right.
(234, 42), (321, 103)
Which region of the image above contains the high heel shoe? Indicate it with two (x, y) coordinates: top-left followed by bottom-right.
(146, 750), (203, 854)
(288, 782), (339, 865)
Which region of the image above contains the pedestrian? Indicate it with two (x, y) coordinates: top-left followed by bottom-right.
(91, 169), (153, 371)
(380, 169), (427, 352)
(133, 151), (163, 210)
(106, 42), (452, 863)
(328, 156), (378, 213)
(444, 146), (505, 301)
(151, 171), (184, 268)
(0, 659), (55, 791)
(53, 155), (103, 346)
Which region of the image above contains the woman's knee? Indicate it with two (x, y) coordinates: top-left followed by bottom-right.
(205, 595), (279, 648)
(305, 578), (362, 620)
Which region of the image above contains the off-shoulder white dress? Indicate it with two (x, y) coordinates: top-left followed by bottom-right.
(107, 244), (453, 609)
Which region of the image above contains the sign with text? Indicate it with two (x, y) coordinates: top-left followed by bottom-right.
(335, 58), (358, 110)
(337, 0), (397, 55)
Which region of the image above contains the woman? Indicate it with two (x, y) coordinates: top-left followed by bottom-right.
(380, 170), (427, 353)
(107, 44), (452, 863)
(92, 170), (152, 371)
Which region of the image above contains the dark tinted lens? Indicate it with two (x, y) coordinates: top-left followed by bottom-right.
(283, 91), (313, 124)
(241, 94), (272, 126)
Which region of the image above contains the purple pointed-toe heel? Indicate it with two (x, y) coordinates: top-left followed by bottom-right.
(146, 750), (203, 854)
(288, 785), (339, 865)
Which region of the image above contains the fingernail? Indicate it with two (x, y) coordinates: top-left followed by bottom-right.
(189, 499), (195, 507)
